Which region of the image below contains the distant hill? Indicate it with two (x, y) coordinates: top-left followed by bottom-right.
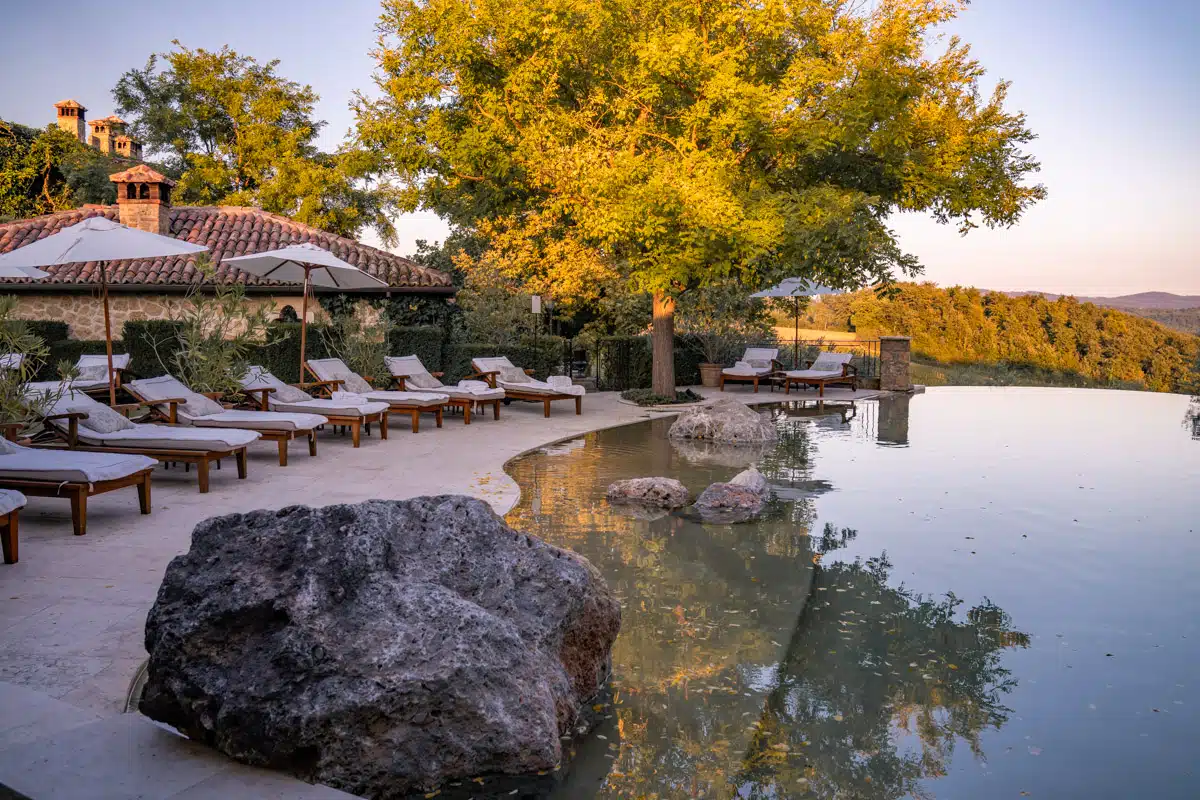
(1003, 290), (1200, 311)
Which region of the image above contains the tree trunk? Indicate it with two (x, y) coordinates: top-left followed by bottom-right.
(651, 292), (676, 397)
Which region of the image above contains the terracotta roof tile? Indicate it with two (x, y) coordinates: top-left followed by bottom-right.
(0, 206), (453, 291)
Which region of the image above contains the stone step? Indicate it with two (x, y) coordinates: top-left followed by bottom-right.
(0, 683), (356, 800)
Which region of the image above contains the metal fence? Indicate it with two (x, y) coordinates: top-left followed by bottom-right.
(786, 339), (881, 380)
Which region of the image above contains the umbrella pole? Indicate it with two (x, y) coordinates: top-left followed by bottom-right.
(299, 270), (310, 383)
(100, 261), (116, 405)
(793, 296), (800, 369)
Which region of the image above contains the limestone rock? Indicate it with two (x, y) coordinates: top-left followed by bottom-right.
(694, 468), (773, 523)
(668, 398), (777, 443)
(139, 496), (621, 798)
(606, 477), (690, 509)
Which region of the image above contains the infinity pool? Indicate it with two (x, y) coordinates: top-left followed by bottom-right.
(505, 388), (1199, 799)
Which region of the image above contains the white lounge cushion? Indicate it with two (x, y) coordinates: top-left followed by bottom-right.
(419, 383), (505, 401)
(77, 353), (132, 371)
(0, 353), (24, 370)
(128, 375), (225, 419)
(268, 398), (391, 418)
(0, 489), (26, 516)
(71, 424), (261, 451)
(36, 389), (135, 435)
(240, 367), (314, 405)
(306, 359), (374, 394)
(785, 369), (846, 380)
(809, 352), (853, 372)
(723, 361), (773, 377)
(472, 356), (515, 375)
(0, 440), (157, 484)
(189, 410), (328, 432)
(501, 378), (585, 397)
(384, 355), (443, 389)
(742, 347), (779, 363)
(361, 390), (449, 407)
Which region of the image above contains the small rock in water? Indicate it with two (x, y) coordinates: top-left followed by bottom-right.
(668, 398), (777, 443)
(606, 477), (690, 509)
(693, 468), (773, 523)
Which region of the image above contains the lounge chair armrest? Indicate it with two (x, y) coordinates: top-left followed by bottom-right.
(465, 370), (499, 388)
(200, 391), (225, 401)
(295, 380), (342, 390)
(0, 421), (25, 441)
(44, 411), (89, 422)
(430, 371), (444, 378)
(390, 375), (407, 391)
(241, 386), (276, 411)
(523, 368), (536, 375)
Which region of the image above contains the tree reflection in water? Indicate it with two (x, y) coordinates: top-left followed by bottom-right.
(506, 403), (1027, 799)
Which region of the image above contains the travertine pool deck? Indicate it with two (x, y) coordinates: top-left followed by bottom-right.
(0, 385), (879, 799)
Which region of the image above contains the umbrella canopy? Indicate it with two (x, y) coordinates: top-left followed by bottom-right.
(751, 278), (848, 367)
(750, 278), (844, 298)
(0, 217), (208, 403)
(222, 243), (387, 290)
(223, 243), (387, 380)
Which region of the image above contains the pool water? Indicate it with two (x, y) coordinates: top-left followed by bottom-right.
(505, 388), (1200, 799)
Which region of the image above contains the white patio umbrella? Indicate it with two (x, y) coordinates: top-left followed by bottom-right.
(751, 278), (847, 368)
(222, 243), (387, 380)
(0, 217), (207, 404)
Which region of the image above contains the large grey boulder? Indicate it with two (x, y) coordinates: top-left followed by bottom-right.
(139, 496), (621, 798)
(694, 467), (773, 523)
(668, 398), (777, 443)
(606, 477), (690, 509)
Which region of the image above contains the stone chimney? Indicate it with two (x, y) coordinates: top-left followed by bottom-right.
(53, 99), (87, 142)
(88, 118), (113, 152)
(113, 135), (143, 161)
(110, 164), (174, 235)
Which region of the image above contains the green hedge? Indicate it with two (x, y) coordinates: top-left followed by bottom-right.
(388, 326), (445, 373)
(121, 320), (185, 378)
(443, 337), (567, 383)
(13, 320), (70, 344)
(596, 334), (773, 389)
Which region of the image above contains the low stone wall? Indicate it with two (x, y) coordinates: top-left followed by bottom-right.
(879, 336), (912, 392)
(7, 293), (309, 339)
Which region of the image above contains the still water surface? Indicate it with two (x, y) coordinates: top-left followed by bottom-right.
(506, 388), (1199, 799)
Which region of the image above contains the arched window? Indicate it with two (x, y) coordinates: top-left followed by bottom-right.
(126, 184), (137, 200)
(138, 183), (150, 200)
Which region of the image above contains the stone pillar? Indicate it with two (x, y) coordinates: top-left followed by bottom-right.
(879, 336), (912, 392)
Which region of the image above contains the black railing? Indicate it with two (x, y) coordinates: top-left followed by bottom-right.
(787, 339), (881, 380)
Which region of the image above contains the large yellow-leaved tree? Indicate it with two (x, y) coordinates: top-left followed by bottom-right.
(358, 0), (1045, 393)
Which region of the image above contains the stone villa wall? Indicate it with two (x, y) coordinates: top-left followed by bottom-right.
(7, 293), (310, 340)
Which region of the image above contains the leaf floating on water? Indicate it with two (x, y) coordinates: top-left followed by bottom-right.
(1028, 746), (1042, 756)
(833, 714), (844, 722)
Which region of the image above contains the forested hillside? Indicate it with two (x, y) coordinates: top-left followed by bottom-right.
(801, 283), (1199, 393)
(1127, 307), (1200, 335)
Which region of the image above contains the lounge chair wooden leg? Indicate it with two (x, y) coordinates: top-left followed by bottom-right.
(235, 448), (248, 479)
(2, 511), (17, 564)
(277, 438), (289, 467)
(818, 382), (825, 397)
(575, 396), (582, 415)
(544, 398), (551, 417)
(493, 401), (500, 421)
(435, 408), (443, 428)
(463, 403), (471, 425)
(198, 458), (211, 493)
(308, 430), (317, 457)
(785, 380), (791, 395)
(753, 378), (759, 393)
(70, 489), (86, 536)
(351, 421), (361, 447)
(137, 475), (151, 515)
(380, 413), (388, 439)
(719, 376), (725, 391)
(410, 410), (419, 434)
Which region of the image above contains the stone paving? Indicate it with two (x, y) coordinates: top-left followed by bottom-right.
(0, 384), (879, 798)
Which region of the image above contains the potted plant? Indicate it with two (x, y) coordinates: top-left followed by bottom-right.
(677, 283), (774, 387)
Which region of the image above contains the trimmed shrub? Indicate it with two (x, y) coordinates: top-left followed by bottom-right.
(388, 326), (445, 372)
(255, 323), (332, 384)
(596, 335), (708, 390)
(121, 320), (185, 378)
(9, 320), (70, 345)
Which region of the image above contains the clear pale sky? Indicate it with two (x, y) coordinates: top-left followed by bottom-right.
(1, 0), (1196, 295)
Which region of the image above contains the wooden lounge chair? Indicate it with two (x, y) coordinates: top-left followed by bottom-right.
(469, 357), (583, 418)
(0, 437), (154, 537)
(27, 389), (258, 493)
(239, 367), (389, 448)
(782, 352), (857, 396)
(126, 375), (327, 466)
(0, 489), (25, 564)
(305, 358), (448, 433)
(385, 355), (504, 424)
(719, 347), (782, 393)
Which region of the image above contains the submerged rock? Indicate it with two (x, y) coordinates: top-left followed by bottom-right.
(668, 398), (777, 443)
(140, 496), (621, 799)
(694, 467), (772, 523)
(606, 477), (690, 509)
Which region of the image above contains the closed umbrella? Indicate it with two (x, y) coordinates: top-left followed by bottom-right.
(751, 279), (847, 368)
(222, 243), (387, 381)
(0, 217), (207, 403)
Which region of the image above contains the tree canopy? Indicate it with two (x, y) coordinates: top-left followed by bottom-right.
(358, 0), (1046, 391)
(115, 42), (397, 242)
(0, 121), (137, 222)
